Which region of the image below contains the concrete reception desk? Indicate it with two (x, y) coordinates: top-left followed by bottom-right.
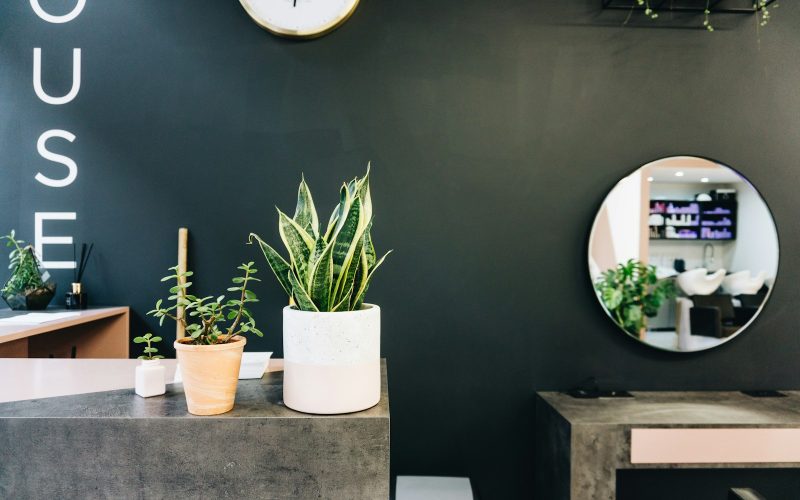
(0, 359), (390, 499)
(535, 391), (800, 500)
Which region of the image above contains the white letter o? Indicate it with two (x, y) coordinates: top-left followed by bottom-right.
(30, 0), (86, 24)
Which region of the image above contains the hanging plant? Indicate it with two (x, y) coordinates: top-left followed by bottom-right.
(757, 0), (775, 27)
(622, 0), (778, 31)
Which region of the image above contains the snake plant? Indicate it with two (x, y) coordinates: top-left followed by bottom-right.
(250, 164), (391, 312)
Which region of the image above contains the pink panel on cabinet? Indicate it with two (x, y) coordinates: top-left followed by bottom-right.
(631, 428), (800, 464)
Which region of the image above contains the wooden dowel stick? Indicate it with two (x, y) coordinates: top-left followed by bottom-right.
(176, 228), (189, 339)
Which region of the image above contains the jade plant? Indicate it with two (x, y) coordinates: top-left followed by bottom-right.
(147, 262), (263, 345)
(250, 165), (391, 312)
(134, 333), (164, 360)
(594, 259), (676, 337)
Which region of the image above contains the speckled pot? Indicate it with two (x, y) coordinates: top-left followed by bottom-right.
(283, 304), (380, 414)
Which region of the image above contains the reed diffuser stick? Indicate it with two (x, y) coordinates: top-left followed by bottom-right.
(75, 243), (94, 283)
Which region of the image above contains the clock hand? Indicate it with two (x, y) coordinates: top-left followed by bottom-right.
(293, 0), (297, 5)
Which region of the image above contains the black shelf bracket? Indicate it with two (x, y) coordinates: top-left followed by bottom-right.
(601, 0), (776, 14)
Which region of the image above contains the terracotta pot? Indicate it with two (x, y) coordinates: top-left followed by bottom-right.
(283, 304), (380, 414)
(174, 336), (246, 415)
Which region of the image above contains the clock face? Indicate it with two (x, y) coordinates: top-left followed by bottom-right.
(240, 0), (360, 39)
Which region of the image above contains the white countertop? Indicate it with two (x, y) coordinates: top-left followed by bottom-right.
(0, 357), (284, 403)
(0, 358), (178, 403)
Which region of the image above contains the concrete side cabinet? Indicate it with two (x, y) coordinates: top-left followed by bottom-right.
(0, 361), (390, 499)
(535, 391), (800, 500)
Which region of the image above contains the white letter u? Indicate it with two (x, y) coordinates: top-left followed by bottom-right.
(33, 48), (81, 105)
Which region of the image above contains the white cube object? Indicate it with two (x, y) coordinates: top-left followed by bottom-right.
(135, 359), (166, 398)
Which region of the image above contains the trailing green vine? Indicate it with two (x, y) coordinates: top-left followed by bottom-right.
(757, 0), (776, 27)
(704, 0), (715, 31)
(625, 0), (778, 31)
(638, 0), (658, 19)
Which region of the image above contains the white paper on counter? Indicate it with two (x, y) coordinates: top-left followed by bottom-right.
(0, 312), (81, 325)
(173, 352), (272, 383)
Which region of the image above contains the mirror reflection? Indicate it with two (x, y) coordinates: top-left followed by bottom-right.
(589, 156), (779, 352)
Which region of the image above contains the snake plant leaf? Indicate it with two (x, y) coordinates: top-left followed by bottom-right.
(364, 231), (376, 269)
(324, 205), (339, 242)
(293, 175), (319, 239)
(307, 237), (326, 288)
(352, 250), (392, 310)
(356, 162), (372, 223)
(333, 234), (363, 306)
(332, 183), (353, 238)
(309, 240), (334, 311)
(287, 268), (318, 312)
(350, 247), (369, 309)
(338, 218), (369, 297)
(331, 280), (355, 312)
(347, 177), (358, 197)
(362, 217), (376, 269)
(249, 233), (292, 298)
(278, 209), (314, 284)
(332, 197), (368, 297)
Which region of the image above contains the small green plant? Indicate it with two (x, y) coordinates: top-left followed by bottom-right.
(1, 230), (45, 295)
(147, 262), (263, 345)
(595, 259), (676, 338)
(134, 333), (164, 360)
(250, 164), (391, 312)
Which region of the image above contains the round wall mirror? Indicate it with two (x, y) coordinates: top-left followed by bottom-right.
(588, 156), (779, 352)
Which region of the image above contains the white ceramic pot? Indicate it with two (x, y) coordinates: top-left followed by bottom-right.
(283, 304), (380, 414)
(135, 359), (166, 398)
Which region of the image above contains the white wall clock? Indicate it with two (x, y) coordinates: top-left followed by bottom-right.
(240, 0), (360, 39)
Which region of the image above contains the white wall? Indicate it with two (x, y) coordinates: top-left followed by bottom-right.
(729, 183), (780, 286)
(604, 170), (643, 265)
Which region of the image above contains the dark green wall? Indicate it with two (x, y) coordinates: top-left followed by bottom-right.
(2, 1), (799, 497)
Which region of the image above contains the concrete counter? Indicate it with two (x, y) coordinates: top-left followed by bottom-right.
(535, 391), (800, 500)
(0, 360), (390, 499)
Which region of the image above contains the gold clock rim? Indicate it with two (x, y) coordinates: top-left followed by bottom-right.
(239, 0), (361, 40)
